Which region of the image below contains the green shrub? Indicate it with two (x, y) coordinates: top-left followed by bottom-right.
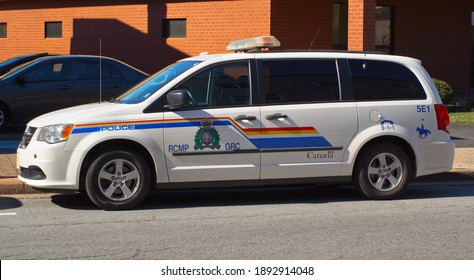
(449, 112), (474, 125)
(432, 78), (454, 104)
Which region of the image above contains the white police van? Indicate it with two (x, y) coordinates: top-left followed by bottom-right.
(17, 36), (455, 210)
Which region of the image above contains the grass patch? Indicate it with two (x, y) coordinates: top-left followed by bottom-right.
(449, 111), (474, 125)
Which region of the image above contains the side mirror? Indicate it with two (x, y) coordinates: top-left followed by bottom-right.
(165, 89), (189, 110)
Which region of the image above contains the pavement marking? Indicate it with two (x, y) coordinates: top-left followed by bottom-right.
(0, 212), (17, 216)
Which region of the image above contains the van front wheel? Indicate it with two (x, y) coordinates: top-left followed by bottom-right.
(355, 144), (410, 199)
(85, 148), (151, 210)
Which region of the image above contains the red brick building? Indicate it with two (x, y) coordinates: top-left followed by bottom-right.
(0, 0), (473, 90)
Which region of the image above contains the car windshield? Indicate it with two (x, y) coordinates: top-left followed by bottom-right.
(117, 60), (202, 104)
(0, 59), (39, 79)
(0, 56), (23, 68)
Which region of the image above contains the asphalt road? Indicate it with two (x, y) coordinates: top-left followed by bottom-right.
(1, 183), (473, 259)
(449, 123), (474, 147)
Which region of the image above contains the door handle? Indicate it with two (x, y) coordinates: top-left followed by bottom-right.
(234, 115), (256, 121)
(265, 113), (288, 120)
(61, 85), (72, 90)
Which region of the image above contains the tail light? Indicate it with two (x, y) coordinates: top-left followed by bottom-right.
(435, 104), (450, 132)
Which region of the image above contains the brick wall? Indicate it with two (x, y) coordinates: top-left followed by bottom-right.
(379, 0), (472, 90)
(0, 0), (271, 74)
(165, 0), (335, 54)
(347, 0), (375, 51)
(336, 0), (472, 90)
(164, 0), (270, 57)
(270, 0), (333, 50)
(0, 0), (473, 90)
(0, 0), (154, 71)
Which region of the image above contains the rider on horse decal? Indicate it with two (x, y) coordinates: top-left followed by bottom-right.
(416, 119), (431, 139)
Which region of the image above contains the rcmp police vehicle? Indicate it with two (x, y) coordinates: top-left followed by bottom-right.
(17, 36), (455, 210)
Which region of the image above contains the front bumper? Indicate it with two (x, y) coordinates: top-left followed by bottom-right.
(17, 140), (80, 191)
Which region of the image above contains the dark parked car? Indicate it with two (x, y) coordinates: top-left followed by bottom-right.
(0, 53), (52, 76)
(0, 55), (148, 130)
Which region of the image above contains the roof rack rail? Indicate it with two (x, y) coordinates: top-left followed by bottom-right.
(248, 49), (387, 55)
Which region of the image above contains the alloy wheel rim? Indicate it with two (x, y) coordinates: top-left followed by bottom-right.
(98, 159), (140, 201)
(367, 152), (403, 192)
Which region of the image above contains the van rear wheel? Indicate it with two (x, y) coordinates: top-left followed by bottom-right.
(355, 143), (411, 199)
(85, 147), (151, 210)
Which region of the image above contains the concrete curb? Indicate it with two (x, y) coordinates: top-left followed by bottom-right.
(0, 177), (42, 195)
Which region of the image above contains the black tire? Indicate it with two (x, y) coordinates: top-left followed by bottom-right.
(85, 147), (151, 210)
(0, 103), (10, 131)
(355, 143), (411, 199)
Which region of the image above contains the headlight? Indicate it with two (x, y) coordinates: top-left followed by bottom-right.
(37, 124), (74, 144)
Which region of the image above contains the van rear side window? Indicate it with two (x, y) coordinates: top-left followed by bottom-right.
(349, 59), (426, 101)
(263, 60), (340, 104)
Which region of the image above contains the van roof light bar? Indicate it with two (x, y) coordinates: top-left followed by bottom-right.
(226, 36), (280, 52)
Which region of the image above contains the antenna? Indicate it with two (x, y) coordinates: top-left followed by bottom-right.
(99, 38), (102, 103)
(363, 51), (368, 70)
(308, 27), (320, 50)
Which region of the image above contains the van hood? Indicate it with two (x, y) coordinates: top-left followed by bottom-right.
(27, 102), (136, 128)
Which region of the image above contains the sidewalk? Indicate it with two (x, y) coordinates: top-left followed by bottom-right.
(1, 148), (473, 195)
(0, 153), (40, 194)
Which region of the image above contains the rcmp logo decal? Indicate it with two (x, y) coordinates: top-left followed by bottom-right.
(194, 118), (221, 150)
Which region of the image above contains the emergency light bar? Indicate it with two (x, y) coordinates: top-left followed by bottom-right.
(226, 36), (280, 52)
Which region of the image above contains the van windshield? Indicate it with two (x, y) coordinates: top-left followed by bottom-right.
(117, 60), (202, 104)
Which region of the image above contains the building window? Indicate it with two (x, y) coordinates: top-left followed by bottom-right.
(332, 4), (348, 50)
(163, 19), (186, 38)
(333, 4), (393, 53)
(471, 11), (474, 87)
(375, 6), (393, 53)
(0, 23), (6, 38)
(45, 22), (62, 38)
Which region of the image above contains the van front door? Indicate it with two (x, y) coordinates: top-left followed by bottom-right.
(163, 60), (262, 183)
